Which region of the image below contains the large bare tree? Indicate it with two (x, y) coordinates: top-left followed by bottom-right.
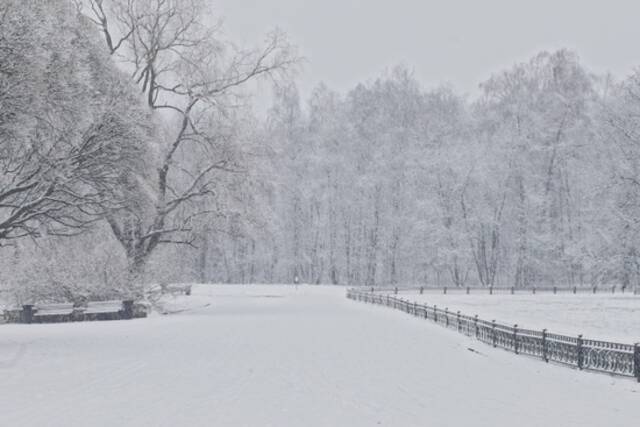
(77, 0), (298, 282)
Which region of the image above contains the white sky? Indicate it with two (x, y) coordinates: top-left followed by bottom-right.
(214, 0), (640, 102)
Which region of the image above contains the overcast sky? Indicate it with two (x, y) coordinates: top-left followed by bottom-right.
(215, 0), (640, 102)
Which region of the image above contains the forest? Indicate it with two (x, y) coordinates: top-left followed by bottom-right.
(3, 0), (640, 303)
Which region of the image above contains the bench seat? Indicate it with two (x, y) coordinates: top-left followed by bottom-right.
(83, 300), (126, 321)
(84, 300), (124, 314)
(33, 303), (77, 322)
(161, 284), (192, 295)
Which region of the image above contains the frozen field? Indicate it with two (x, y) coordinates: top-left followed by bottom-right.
(392, 290), (640, 343)
(1, 285), (638, 427)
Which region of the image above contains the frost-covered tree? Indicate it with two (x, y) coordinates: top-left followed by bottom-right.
(77, 0), (298, 283)
(0, 0), (147, 243)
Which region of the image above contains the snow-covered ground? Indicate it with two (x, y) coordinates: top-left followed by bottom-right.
(391, 290), (640, 343)
(1, 285), (638, 427)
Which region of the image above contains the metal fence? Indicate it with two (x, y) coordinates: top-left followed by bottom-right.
(367, 285), (639, 295)
(347, 289), (640, 382)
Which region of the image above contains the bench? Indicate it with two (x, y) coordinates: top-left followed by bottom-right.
(21, 300), (136, 323)
(160, 284), (192, 296)
(31, 303), (78, 323)
(83, 300), (129, 321)
(2, 308), (22, 323)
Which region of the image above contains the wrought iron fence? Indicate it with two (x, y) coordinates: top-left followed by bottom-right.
(368, 285), (639, 295)
(346, 289), (640, 382)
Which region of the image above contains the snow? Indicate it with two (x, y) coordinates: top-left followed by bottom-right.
(393, 290), (640, 343)
(1, 285), (638, 427)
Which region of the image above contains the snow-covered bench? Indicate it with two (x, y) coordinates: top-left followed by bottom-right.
(21, 300), (136, 323)
(31, 303), (78, 323)
(161, 284), (192, 296)
(83, 300), (131, 321)
(2, 308), (22, 323)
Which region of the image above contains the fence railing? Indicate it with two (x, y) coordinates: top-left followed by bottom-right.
(367, 285), (639, 295)
(346, 289), (640, 382)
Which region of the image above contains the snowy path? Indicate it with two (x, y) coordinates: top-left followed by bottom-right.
(1, 285), (638, 427)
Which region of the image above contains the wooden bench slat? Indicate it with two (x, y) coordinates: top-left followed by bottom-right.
(34, 303), (75, 316)
(34, 310), (74, 316)
(36, 303), (75, 309)
(84, 301), (123, 314)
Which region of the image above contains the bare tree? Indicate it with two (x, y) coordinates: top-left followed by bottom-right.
(78, 0), (298, 281)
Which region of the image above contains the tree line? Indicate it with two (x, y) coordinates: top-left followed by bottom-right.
(213, 52), (640, 291)
(2, 1), (640, 302)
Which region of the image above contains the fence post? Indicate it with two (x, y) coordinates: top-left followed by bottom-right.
(593, 286), (597, 294)
(542, 329), (548, 362)
(491, 320), (497, 347)
(634, 343), (640, 382)
(457, 311), (461, 332)
(394, 287), (398, 295)
(434, 305), (438, 323)
(466, 286), (470, 295)
(420, 286), (424, 295)
(474, 315), (479, 338)
(513, 324), (519, 354)
(573, 286), (577, 294)
(22, 305), (34, 324)
(443, 286), (447, 295)
(489, 286), (493, 295)
(577, 335), (584, 370)
(445, 308), (449, 327)
(414, 301), (417, 316)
